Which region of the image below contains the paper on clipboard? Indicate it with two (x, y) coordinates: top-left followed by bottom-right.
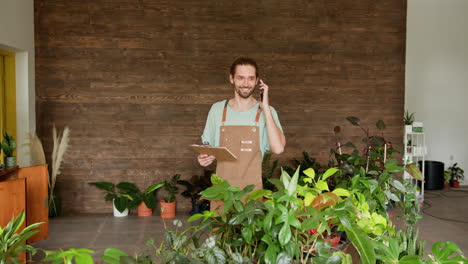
(190, 144), (237, 161)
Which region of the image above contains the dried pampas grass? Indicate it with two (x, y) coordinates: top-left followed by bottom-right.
(50, 125), (71, 190)
(27, 132), (46, 166)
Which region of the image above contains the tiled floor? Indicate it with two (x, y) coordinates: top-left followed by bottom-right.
(31, 188), (468, 262)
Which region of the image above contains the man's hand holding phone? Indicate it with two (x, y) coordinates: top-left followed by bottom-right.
(258, 79), (269, 109)
(198, 154), (216, 167)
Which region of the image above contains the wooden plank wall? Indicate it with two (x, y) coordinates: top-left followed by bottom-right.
(35, 0), (407, 213)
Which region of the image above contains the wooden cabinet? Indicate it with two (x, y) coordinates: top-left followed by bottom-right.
(0, 165), (49, 243)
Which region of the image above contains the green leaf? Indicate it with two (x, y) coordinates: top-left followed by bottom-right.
(241, 227), (253, 244)
(431, 241), (467, 262)
(316, 180), (329, 192)
(322, 168), (339, 180)
(332, 188), (350, 197)
(405, 164), (424, 181)
(210, 173), (226, 185)
(303, 168), (316, 179)
(246, 189), (271, 202)
(376, 120), (386, 130)
(278, 222), (292, 246)
(346, 116), (361, 126)
(287, 166), (300, 196)
(339, 216), (376, 264)
(392, 180), (406, 192)
(113, 197), (129, 213)
(304, 192), (316, 206)
(146, 182), (165, 193)
(385, 159), (403, 173)
(116, 182), (139, 192)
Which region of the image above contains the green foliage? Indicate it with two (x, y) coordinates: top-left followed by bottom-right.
(128, 182), (165, 209)
(88, 181), (137, 213)
(162, 174), (181, 203)
(262, 152), (279, 191)
(42, 248), (94, 264)
(0, 132), (16, 157)
(178, 169), (213, 201)
(0, 211), (43, 264)
(445, 163), (465, 182)
(404, 111), (415, 125)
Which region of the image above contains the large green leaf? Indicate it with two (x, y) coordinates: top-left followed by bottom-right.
(88, 182), (114, 192)
(113, 197), (129, 213)
(303, 168), (316, 179)
(278, 222), (292, 246)
(116, 182), (139, 192)
(322, 168), (339, 180)
(146, 182), (165, 193)
(405, 164), (424, 181)
(339, 216), (376, 264)
(287, 166), (300, 196)
(316, 180), (329, 192)
(385, 159), (404, 173)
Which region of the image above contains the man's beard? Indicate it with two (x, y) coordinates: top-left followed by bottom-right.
(235, 85), (256, 99)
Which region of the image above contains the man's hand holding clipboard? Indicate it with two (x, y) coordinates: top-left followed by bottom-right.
(191, 144), (237, 167)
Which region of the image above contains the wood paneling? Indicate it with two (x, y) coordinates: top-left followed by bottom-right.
(35, 0), (407, 213)
(18, 165), (49, 243)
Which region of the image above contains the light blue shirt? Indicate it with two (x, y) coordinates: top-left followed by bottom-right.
(201, 100), (283, 157)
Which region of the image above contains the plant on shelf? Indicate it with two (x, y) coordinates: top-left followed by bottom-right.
(160, 174), (182, 219)
(126, 182), (165, 217)
(0, 211), (43, 264)
(178, 169), (212, 215)
(1, 132), (16, 167)
(445, 163), (464, 188)
(404, 111), (415, 125)
(88, 181), (136, 217)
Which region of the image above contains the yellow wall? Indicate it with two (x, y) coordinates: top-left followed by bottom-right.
(0, 49), (16, 163)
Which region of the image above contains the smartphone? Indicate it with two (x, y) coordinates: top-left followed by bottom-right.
(259, 79), (264, 102)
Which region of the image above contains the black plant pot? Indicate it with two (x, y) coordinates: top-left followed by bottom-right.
(190, 199), (210, 215)
(49, 188), (62, 217)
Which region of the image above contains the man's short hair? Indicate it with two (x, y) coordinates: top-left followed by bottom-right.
(230, 57), (259, 77)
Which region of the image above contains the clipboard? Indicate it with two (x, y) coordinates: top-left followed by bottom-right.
(190, 144), (237, 161)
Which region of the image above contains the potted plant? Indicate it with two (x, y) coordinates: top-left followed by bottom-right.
(404, 111), (415, 133)
(443, 170), (451, 189)
(1, 132), (16, 167)
(446, 163), (464, 188)
(177, 169), (212, 215)
(160, 174), (181, 219)
(127, 182), (165, 216)
(0, 211), (43, 263)
(88, 181), (136, 217)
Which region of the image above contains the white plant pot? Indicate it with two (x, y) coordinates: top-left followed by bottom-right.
(405, 125), (413, 133)
(113, 199), (129, 217)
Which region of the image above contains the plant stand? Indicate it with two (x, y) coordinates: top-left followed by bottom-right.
(403, 131), (426, 204)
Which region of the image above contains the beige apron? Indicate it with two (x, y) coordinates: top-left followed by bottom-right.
(211, 99), (263, 212)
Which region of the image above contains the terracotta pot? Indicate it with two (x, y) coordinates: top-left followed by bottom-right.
(160, 201), (176, 219)
(444, 183), (450, 189)
(323, 232), (341, 247)
(138, 202), (153, 216)
(450, 181), (460, 188)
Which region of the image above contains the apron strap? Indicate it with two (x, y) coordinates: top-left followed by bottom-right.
(222, 99), (229, 124)
(255, 105), (262, 124)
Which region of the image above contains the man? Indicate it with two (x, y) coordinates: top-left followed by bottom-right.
(197, 57), (285, 193)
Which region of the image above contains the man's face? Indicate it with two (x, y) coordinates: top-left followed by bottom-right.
(230, 65), (258, 99)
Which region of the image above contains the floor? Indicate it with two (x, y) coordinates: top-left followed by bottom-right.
(31, 188), (468, 262)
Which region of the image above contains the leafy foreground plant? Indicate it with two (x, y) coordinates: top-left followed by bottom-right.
(0, 211), (43, 264)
